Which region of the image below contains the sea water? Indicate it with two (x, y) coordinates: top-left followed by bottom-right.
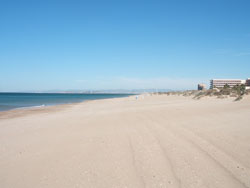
(0, 93), (131, 112)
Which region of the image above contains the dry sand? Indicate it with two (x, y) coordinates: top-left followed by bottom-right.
(0, 95), (250, 188)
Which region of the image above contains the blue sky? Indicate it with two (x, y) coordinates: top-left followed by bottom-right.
(0, 0), (250, 91)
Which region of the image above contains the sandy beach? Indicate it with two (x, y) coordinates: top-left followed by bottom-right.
(0, 95), (250, 188)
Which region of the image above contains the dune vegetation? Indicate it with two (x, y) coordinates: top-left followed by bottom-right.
(156, 84), (249, 101)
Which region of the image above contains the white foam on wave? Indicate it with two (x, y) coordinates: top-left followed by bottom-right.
(16, 104), (46, 110)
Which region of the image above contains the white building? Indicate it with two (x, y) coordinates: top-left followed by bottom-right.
(210, 79), (245, 89)
(198, 83), (206, 90)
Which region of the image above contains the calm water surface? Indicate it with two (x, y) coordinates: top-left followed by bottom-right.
(0, 93), (132, 112)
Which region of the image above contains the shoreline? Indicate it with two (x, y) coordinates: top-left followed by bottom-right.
(1, 93), (249, 120)
(0, 94), (134, 118)
(0, 102), (76, 119)
(1, 93), (248, 119)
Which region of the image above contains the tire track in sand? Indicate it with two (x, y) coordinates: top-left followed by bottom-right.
(124, 114), (180, 188)
(140, 112), (248, 188)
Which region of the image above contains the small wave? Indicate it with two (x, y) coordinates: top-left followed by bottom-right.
(16, 104), (46, 110)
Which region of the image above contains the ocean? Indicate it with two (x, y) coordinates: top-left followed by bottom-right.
(0, 93), (132, 112)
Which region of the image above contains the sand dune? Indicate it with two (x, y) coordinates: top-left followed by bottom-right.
(0, 95), (250, 188)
